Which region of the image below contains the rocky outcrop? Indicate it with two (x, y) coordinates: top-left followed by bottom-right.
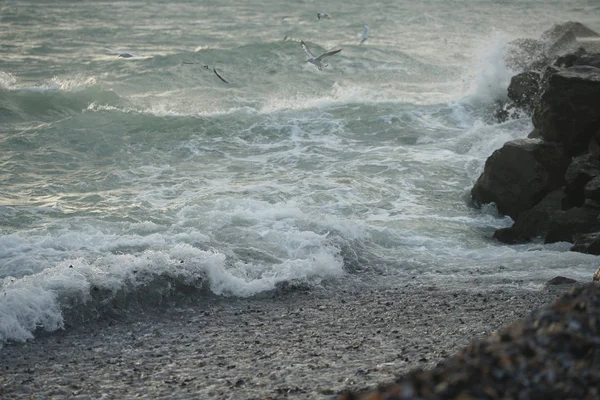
(544, 206), (600, 243)
(564, 154), (600, 208)
(472, 139), (568, 219)
(506, 71), (541, 112)
(492, 189), (565, 244)
(532, 66), (600, 157)
(472, 22), (600, 254)
(571, 232), (600, 255)
(505, 21), (599, 73)
(497, 22), (600, 121)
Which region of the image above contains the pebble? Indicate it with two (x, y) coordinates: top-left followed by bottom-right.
(340, 284), (600, 400)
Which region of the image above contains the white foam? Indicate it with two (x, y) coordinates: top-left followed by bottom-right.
(0, 71), (17, 89)
(0, 197), (350, 344)
(462, 32), (515, 106)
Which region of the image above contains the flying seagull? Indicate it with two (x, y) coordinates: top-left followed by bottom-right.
(359, 25), (369, 46)
(317, 13), (330, 20)
(300, 41), (342, 71)
(213, 68), (229, 84)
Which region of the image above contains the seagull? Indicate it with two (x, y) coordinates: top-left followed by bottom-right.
(300, 41), (342, 71)
(359, 25), (369, 46)
(213, 68), (229, 84)
(317, 13), (330, 20)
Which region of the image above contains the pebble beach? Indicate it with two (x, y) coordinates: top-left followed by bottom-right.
(0, 282), (578, 399)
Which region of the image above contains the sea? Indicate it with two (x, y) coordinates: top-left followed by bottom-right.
(1, 0), (599, 346)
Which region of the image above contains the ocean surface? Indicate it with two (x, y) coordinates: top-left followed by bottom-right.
(1, 0), (599, 345)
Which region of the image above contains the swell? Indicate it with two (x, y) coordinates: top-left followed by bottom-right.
(0, 85), (124, 121)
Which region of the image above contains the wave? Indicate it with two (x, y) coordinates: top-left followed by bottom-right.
(0, 198), (369, 346)
(0, 75), (125, 121)
(0, 240), (345, 346)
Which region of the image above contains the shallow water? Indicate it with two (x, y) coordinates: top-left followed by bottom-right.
(1, 0), (599, 344)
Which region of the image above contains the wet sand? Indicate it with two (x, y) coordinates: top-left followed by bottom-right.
(0, 283), (570, 399)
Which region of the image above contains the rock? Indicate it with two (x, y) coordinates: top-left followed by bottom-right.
(563, 154), (600, 209)
(540, 21), (600, 42)
(472, 139), (568, 219)
(574, 53), (600, 69)
(546, 30), (578, 57)
(585, 176), (600, 203)
(544, 206), (600, 243)
(532, 66), (600, 158)
(493, 189), (565, 244)
(506, 71), (541, 112)
(340, 284), (600, 400)
(546, 276), (578, 285)
(553, 47), (588, 68)
(594, 267), (600, 282)
(504, 22), (598, 73)
(528, 129), (542, 139)
(571, 232), (600, 255)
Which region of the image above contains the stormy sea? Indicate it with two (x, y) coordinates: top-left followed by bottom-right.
(1, 0), (599, 349)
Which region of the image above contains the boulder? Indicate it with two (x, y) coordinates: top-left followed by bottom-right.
(594, 267), (600, 282)
(504, 22), (598, 73)
(493, 189), (564, 244)
(546, 276), (578, 285)
(585, 176), (600, 204)
(553, 47), (588, 68)
(571, 232), (600, 255)
(544, 206), (600, 243)
(472, 139), (568, 219)
(563, 154), (600, 209)
(532, 66), (600, 157)
(574, 54), (600, 69)
(506, 71), (541, 112)
(540, 21), (600, 42)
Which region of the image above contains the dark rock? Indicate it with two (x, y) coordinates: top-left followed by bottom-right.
(574, 53), (600, 69)
(504, 22), (598, 73)
(493, 189), (565, 244)
(341, 284), (600, 400)
(564, 154), (600, 209)
(540, 21), (600, 42)
(532, 66), (600, 158)
(544, 206), (600, 243)
(589, 131), (600, 158)
(553, 47), (588, 68)
(527, 129), (542, 139)
(472, 139), (568, 219)
(546, 276), (578, 285)
(547, 30), (578, 57)
(507, 71), (541, 112)
(571, 232), (600, 255)
(584, 176), (600, 203)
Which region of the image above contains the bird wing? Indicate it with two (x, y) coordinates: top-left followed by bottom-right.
(213, 68), (229, 84)
(316, 48), (342, 61)
(300, 41), (316, 59)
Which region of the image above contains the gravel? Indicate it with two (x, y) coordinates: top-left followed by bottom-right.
(0, 282), (574, 399)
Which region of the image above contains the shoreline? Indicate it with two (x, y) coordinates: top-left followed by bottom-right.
(0, 283), (570, 399)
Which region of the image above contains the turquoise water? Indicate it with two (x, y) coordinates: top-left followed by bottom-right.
(1, 0), (599, 344)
